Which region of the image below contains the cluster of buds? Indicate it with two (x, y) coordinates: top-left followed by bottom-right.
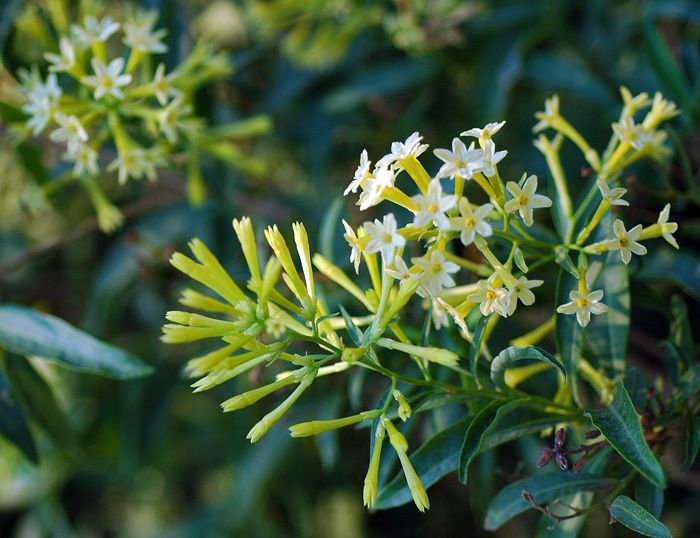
(7, 4), (270, 232)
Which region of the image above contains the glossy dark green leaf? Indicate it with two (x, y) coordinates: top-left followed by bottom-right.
(484, 472), (615, 531)
(669, 295), (695, 371)
(624, 366), (648, 411)
(2, 354), (72, 445)
(609, 495), (671, 538)
(587, 250), (630, 376)
(469, 313), (489, 384)
(338, 305), (363, 346)
(0, 364), (37, 462)
(635, 477), (664, 520)
(682, 416), (700, 472)
(555, 268), (583, 404)
(586, 382), (666, 488)
(0, 0), (22, 53)
(0, 304), (152, 379)
(490, 346), (565, 389)
(636, 248), (700, 302)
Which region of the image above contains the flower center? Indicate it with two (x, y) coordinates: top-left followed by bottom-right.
(517, 195), (528, 206)
(427, 203), (439, 214)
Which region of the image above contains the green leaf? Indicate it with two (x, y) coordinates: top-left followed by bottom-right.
(636, 248), (700, 302)
(586, 382), (666, 488)
(490, 346), (565, 389)
(635, 477), (664, 520)
(0, 0), (22, 51)
(669, 295), (695, 371)
(484, 472), (615, 531)
(0, 304), (153, 379)
(624, 366), (648, 411)
(459, 398), (525, 483)
(682, 416), (700, 472)
(609, 495), (671, 538)
(338, 305), (363, 346)
(0, 364), (38, 462)
(555, 268), (583, 404)
(469, 313), (489, 384)
(2, 354), (72, 445)
(587, 251), (630, 376)
(679, 364), (700, 397)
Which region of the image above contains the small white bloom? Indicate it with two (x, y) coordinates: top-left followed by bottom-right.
(342, 220), (362, 274)
(123, 10), (168, 53)
(71, 16), (120, 45)
(657, 203), (679, 249)
(597, 178), (629, 207)
(431, 299), (450, 330)
(449, 198), (493, 246)
(479, 139), (507, 178)
(433, 138), (486, 180)
(434, 297), (470, 339)
(386, 255), (412, 281)
(357, 165), (395, 211)
(376, 132), (428, 169)
(504, 174), (552, 226)
(50, 112), (88, 153)
(557, 289), (608, 327)
(364, 213), (406, 262)
(65, 142), (99, 177)
(412, 249), (459, 298)
(467, 280), (509, 317)
(19, 71), (62, 136)
(505, 276), (543, 316)
(612, 117), (655, 150)
(159, 97), (193, 144)
(82, 58), (133, 100)
(151, 63), (181, 106)
(107, 147), (158, 184)
(533, 95), (560, 132)
(603, 219), (647, 265)
(23, 96), (54, 136)
(44, 37), (77, 73)
(344, 149), (371, 195)
(461, 121), (506, 140)
(411, 178), (457, 230)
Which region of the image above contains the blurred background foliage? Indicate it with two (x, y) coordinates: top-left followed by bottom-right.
(0, 0), (699, 536)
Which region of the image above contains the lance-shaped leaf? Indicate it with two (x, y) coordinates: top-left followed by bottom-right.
(586, 382), (666, 488)
(0, 304), (152, 379)
(609, 495), (671, 538)
(484, 472), (615, 530)
(634, 477), (664, 520)
(682, 416), (700, 472)
(555, 268), (583, 405)
(0, 365), (37, 462)
(490, 346), (565, 389)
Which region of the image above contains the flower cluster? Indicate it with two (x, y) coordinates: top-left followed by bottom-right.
(8, 5), (270, 232)
(163, 88), (680, 512)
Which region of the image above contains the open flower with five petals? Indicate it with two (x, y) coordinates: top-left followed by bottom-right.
(411, 179), (457, 230)
(449, 198), (493, 246)
(603, 219), (647, 265)
(557, 289), (608, 327)
(433, 138), (486, 180)
(81, 58), (133, 100)
(364, 213), (406, 261)
(412, 250), (459, 298)
(504, 175), (552, 226)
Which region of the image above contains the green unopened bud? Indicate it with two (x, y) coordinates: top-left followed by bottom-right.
(392, 390), (412, 422)
(363, 422), (386, 508)
(375, 338), (459, 368)
(289, 409), (380, 437)
(342, 347), (365, 363)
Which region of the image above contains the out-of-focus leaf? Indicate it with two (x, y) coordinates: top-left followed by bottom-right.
(679, 363), (700, 397)
(682, 415), (700, 471)
(636, 248), (700, 302)
(555, 268), (582, 404)
(586, 382), (666, 488)
(587, 250), (630, 376)
(205, 115), (273, 138)
(484, 472), (615, 531)
(608, 495), (671, 538)
(490, 346), (564, 389)
(635, 477), (664, 520)
(319, 196), (344, 261)
(0, 364), (37, 462)
(669, 295), (695, 371)
(624, 366), (648, 411)
(2, 354), (71, 445)
(0, 304), (152, 379)
(0, 0), (21, 50)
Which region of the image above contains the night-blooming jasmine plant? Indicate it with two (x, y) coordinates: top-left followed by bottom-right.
(164, 89), (688, 536)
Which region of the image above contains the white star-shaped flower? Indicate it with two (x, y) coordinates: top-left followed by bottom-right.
(612, 117), (655, 150)
(412, 250), (459, 298)
(49, 112), (88, 153)
(65, 142), (99, 177)
(603, 219), (647, 265)
(505, 276), (543, 316)
(449, 198), (493, 246)
(597, 178), (628, 207)
(71, 16), (120, 45)
(159, 97), (193, 143)
(107, 147), (158, 184)
(657, 203), (679, 249)
(460, 121), (506, 139)
(364, 213), (406, 261)
(411, 178), (457, 230)
(557, 289), (608, 327)
(480, 139), (507, 178)
(81, 58), (133, 100)
(376, 132), (428, 169)
(150, 63), (181, 106)
(44, 37), (77, 73)
(467, 280), (509, 317)
(533, 95), (560, 132)
(357, 165), (395, 211)
(345, 149), (371, 195)
(123, 10), (168, 53)
(504, 174), (552, 226)
(386, 255), (412, 281)
(433, 138), (486, 180)
(342, 220), (362, 274)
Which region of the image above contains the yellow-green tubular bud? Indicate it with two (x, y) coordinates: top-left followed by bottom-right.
(257, 257), (282, 312)
(264, 225), (309, 307)
(161, 321), (237, 343)
(289, 409), (381, 438)
(378, 277), (420, 328)
(233, 217), (261, 283)
(186, 342), (245, 377)
(292, 222), (316, 302)
(165, 311), (232, 328)
(375, 338), (459, 368)
(382, 417), (408, 453)
(392, 390), (411, 422)
(179, 289), (238, 314)
(342, 347), (365, 363)
(192, 346), (284, 392)
(246, 368), (317, 443)
(398, 155), (430, 194)
(221, 375), (298, 412)
(363, 422), (386, 509)
(312, 254), (374, 311)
